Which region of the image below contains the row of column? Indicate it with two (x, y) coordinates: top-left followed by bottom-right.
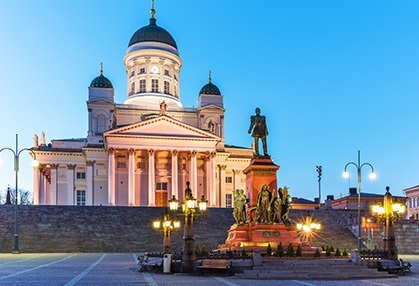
(107, 148), (217, 207)
(33, 162), (96, 206)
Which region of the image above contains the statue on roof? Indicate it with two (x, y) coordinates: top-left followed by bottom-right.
(40, 131), (46, 146)
(160, 101), (167, 115)
(33, 134), (39, 147)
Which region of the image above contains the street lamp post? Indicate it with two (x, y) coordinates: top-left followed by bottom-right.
(152, 209), (180, 254)
(342, 150), (376, 250)
(371, 186), (405, 260)
(169, 181), (208, 273)
(316, 166), (322, 209)
(0, 134), (38, 253)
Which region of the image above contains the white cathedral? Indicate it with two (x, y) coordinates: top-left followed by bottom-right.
(31, 5), (254, 208)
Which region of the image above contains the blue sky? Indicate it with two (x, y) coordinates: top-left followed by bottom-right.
(1, 0), (418, 201)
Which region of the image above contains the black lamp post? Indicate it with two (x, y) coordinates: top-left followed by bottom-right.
(371, 186), (405, 260)
(152, 208), (180, 254)
(342, 150), (376, 250)
(316, 165), (322, 209)
(0, 134), (38, 253)
(169, 181), (208, 273)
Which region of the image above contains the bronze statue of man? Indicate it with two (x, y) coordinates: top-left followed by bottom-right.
(248, 107), (269, 156)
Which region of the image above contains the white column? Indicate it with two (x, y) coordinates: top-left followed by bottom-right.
(171, 150), (178, 199)
(209, 152), (217, 207)
(219, 165), (227, 207)
(220, 115), (224, 138)
(189, 151), (198, 198)
(50, 164), (58, 205)
(128, 148), (136, 205)
(148, 149), (155, 206)
(86, 161), (95, 205)
(108, 148), (116, 206)
(33, 165), (40, 205)
(88, 108), (93, 136)
(67, 164), (76, 205)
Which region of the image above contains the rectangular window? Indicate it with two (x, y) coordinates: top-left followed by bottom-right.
(130, 82), (135, 94)
(164, 69), (170, 76)
(76, 172), (86, 179)
(156, 182), (168, 190)
(77, 190), (86, 206)
(164, 81), (170, 94)
(151, 79), (159, 92)
(225, 194), (232, 208)
(130, 69), (135, 78)
(225, 176), (232, 183)
(139, 67), (145, 74)
(139, 79), (146, 93)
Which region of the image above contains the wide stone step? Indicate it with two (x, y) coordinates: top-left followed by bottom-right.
(234, 258), (398, 280)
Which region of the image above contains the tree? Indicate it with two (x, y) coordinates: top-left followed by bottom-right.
(296, 244), (302, 257)
(275, 242), (284, 257)
(286, 243), (295, 257)
(314, 248), (321, 258)
(2, 188), (33, 205)
(266, 243), (272, 256)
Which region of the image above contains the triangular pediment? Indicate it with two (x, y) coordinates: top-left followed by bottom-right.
(87, 98), (115, 106)
(198, 104), (225, 111)
(104, 115), (218, 140)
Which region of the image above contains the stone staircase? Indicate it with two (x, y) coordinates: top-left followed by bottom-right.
(234, 259), (398, 280)
(289, 209), (358, 251)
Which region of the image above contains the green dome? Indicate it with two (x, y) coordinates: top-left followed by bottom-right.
(90, 71), (113, 89)
(128, 18), (177, 49)
(199, 82), (221, 95)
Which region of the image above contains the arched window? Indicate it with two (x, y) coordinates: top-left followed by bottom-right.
(97, 114), (106, 133)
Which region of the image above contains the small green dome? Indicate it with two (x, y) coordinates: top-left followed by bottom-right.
(90, 69), (113, 89)
(200, 81), (221, 95)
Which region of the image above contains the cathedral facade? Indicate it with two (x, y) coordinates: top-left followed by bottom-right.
(31, 5), (253, 207)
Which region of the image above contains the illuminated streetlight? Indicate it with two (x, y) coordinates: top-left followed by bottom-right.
(152, 209), (180, 254)
(371, 186), (405, 260)
(169, 182), (208, 273)
(296, 212), (321, 243)
(0, 134), (39, 253)
(342, 150), (375, 250)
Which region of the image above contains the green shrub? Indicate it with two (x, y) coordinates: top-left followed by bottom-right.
(286, 243), (295, 257)
(275, 242), (284, 257)
(329, 246), (335, 252)
(335, 248), (341, 257)
(326, 246), (331, 257)
(195, 244), (201, 254)
(321, 245), (325, 251)
(296, 244), (302, 257)
(314, 248), (321, 258)
(201, 244), (208, 256)
(266, 243), (272, 256)
(342, 248), (348, 257)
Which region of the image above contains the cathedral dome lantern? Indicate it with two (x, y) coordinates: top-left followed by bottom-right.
(123, 2), (182, 109)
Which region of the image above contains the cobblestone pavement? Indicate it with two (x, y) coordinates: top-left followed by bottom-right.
(0, 253), (418, 286)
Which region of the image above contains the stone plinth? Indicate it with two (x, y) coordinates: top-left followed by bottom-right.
(243, 156), (280, 207)
(219, 223), (303, 251)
